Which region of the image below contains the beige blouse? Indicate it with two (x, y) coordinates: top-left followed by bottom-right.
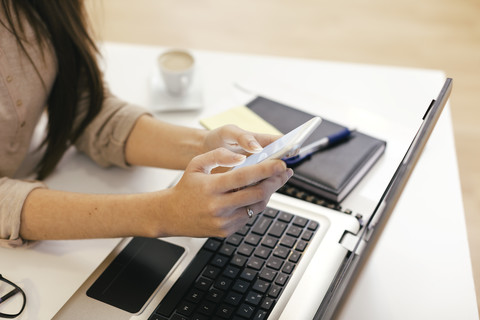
(0, 7), (148, 248)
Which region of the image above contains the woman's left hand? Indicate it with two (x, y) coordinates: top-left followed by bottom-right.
(203, 124), (280, 156)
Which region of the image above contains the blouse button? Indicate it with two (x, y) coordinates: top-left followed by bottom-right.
(16, 99), (23, 107)
(20, 121), (26, 128)
(6, 75), (13, 83)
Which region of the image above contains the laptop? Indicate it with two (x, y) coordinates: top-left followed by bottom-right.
(53, 78), (452, 320)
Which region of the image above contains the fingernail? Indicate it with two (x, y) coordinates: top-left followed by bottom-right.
(233, 154), (246, 164)
(249, 140), (263, 152)
(287, 168), (294, 178)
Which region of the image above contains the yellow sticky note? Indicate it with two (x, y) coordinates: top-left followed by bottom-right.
(200, 105), (282, 135)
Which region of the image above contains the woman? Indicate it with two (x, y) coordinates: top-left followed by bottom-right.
(0, 0), (292, 248)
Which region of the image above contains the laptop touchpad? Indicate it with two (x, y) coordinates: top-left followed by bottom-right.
(86, 237), (185, 313)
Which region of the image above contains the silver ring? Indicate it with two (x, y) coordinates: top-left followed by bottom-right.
(246, 207), (254, 218)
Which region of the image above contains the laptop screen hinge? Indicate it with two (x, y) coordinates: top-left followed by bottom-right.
(339, 231), (367, 255)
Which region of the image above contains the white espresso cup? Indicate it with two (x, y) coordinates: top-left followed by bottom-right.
(158, 49), (195, 96)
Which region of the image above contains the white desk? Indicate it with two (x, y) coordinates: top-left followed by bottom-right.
(0, 42), (478, 319)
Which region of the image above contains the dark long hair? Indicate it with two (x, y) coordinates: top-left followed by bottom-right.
(1, 0), (103, 179)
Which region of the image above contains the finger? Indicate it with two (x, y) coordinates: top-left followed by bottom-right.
(236, 132), (282, 154)
(222, 159), (288, 191)
(216, 125), (268, 153)
(223, 168), (294, 208)
(186, 148), (246, 174)
(221, 210), (250, 236)
(252, 133), (282, 148)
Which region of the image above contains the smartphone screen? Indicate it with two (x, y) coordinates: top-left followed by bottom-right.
(233, 117), (321, 169)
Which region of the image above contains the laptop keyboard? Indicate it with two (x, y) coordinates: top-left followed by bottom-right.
(149, 206), (319, 320)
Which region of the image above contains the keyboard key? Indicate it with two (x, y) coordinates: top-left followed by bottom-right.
(307, 220), (319, 231)
(273, 246), (290, 259)
(295, 240), (308, 252)
(211, 254), (229, 268)
(288, 251), (301, 263)
(245, 291), (263, 306)
(223, 265), (240, 279)
(254, 309), (268, 320)
(286, 225), (302, 237)
(216, 304), (235, 318)
(268, 221), (287, 238)
(263, 208), (279, 218)
(278, 211), (293, 222)
(186, 288), (204, 303)
(240, 268), (257, 281)
(252, 217), (273, 235)
(198, 301), (216, 316)
(202, 265), (220, 279)
(261, 236), (278, 248)
(237, 303), (255, 318)
(176, 301), (195, 316)
(280, 236), (296, 248)
(224, 291), (243, 306)
(275, 273), (289, 286)
(267, 285), (282, 298)
(245, 234), (262, 246)
(282, 262), (295, 274)
(232, 279), (250, 294)
(230, 254), (248, 267)
(226, 234), (243, 246)
(301, 230), (314, 241)
(246, 214), (258, 226)
(252, 279), (270, 294)
(292, 216), (309, 227)
(266, 256), (284, 270)
(205, 288), (224, 303)
(261, 297), (275, 310)
(238, 243), (255, 257)
(219, 244), (236, 256)
(214, 276), (233, 291)
(195, 277), (213, 291)
(259, 268), (277, 282)
(247, 257), (265, 270)
(236, 225), (250, 236)
(254, 247), (271, 259)
(203, 239), (222, 251)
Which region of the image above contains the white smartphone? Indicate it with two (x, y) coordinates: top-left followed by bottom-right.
(233, 116), (322, 169)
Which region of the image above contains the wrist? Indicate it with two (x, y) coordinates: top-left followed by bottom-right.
(138, 189), (175, 238)
(193, 127), (209, 156)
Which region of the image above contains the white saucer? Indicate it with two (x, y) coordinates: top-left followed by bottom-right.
(148, 69), (203, 112)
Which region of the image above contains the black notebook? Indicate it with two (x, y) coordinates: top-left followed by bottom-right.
(247, 97), (386, 203)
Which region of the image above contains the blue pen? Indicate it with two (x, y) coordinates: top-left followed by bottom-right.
(283, 127), (355, 166)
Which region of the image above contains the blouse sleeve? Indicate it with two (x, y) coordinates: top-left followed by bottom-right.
(74, 87), (151, 168)
(0, 177), (46, 248)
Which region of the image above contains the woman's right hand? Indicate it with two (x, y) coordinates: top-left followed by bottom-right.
(149, 147), (293, 238)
